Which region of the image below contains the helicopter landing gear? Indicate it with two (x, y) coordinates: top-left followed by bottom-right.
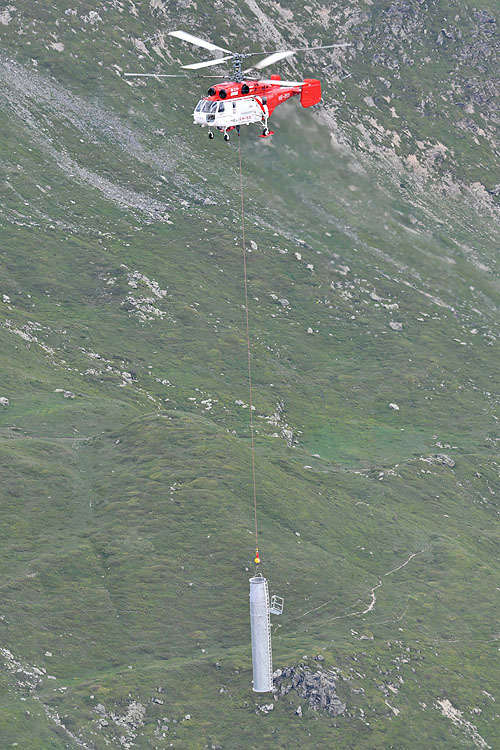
(223, 132), (230, 142)
(208, 130), (214, 140)
(258, 113), (274, 138)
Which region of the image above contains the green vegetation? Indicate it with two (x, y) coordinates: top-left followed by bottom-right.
(1, 1), (499, 748)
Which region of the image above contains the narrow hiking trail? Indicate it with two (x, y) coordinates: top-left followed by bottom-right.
(290, 545), (432, 625)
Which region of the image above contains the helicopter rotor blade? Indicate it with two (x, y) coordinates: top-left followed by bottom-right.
(182, 56), (233, 70)
(289, 43), (352, 52)
(258, 78), (306, 87)
(125, 73), (190, 77)
(251, 50), (295, 71)
(246, 43), (352, 56)
(168, 30), (232, 54)
(244, 42), (351, 72)
(124, 73), (228, 79)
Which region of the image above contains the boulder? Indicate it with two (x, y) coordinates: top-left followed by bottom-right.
(258, 703), (274, 714)
(430, 453), (455, 468)
(328, 698), (346, 716)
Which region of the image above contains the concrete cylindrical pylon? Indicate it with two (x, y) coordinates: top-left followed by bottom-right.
(249, 575), (272, 692)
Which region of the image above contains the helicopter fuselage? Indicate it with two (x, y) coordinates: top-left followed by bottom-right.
(193, 76), (320, 138)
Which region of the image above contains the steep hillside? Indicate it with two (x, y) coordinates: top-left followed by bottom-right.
(1, 2), (500, 749)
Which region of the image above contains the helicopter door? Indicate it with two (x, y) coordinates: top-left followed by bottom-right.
(217, 100), (229, 124)
(238, 97), (259, 124)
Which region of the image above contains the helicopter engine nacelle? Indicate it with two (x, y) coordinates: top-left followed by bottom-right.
(300, 79), (321, 108)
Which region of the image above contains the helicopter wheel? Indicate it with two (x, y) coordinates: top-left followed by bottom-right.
(223, 133), (230, 142)
(262, 128), (270, 137)
(208, 131), (214, 140)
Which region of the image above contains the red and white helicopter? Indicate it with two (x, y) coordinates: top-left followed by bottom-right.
(125, 30), (350, 141)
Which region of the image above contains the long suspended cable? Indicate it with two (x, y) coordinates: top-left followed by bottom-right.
(237, 132), (260, 566)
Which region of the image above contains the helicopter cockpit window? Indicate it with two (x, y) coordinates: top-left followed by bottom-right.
(195, 100), (204, 112)
(218, 102), (225, 112)
(202, 101), (218, 113)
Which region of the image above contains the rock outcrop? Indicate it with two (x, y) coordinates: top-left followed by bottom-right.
(273, 665), (346, 717)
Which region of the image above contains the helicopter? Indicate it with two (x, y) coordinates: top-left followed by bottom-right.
(125, 30), (350, 141)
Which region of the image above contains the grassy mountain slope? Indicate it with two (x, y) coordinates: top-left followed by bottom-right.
(1, 1), (500, 748)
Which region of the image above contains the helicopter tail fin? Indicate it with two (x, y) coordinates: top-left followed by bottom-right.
(300, 79), (321, 108)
